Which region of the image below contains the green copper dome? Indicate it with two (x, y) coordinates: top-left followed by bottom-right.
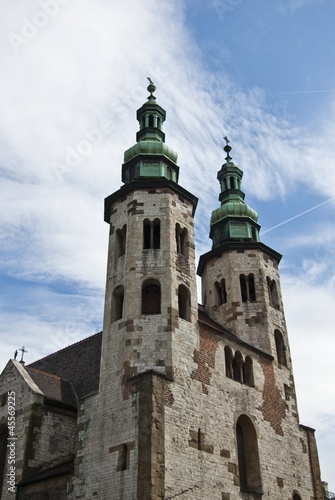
(210, 139), (260, 247)
(211, 200), (258, 225)
(124, 140), (178, 164)
(122, 79), (179, 184)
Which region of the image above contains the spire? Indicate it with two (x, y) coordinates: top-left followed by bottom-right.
(122, 79), (179, 184)
(210, 138), (260, 247)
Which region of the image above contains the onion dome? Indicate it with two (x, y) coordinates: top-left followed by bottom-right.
(122, 79), (179, 184)
(210, 138), (260, 247)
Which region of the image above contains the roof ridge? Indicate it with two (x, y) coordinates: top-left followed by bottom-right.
(28, 331), (102, 366)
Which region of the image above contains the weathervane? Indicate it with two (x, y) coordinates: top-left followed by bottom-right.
(223, 135), (232, 162)
(147, 77), (156, 100)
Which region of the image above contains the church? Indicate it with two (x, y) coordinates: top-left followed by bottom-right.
(0, 81), (324, 499)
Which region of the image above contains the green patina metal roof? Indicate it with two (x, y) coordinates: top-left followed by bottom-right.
(210, 139), (260, 246)
(211, 200), (258, 224)
(122, 79), (179, 184)
(124, 140), (178, 164)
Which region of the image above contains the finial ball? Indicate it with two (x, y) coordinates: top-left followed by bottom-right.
(147, 77), (156, 96)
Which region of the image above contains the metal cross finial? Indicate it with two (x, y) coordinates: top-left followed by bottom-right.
(223, 136), (230, 146)
(19, 346), (28, 362)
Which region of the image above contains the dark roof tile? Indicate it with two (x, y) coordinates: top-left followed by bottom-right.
(28, 332), (102, 399)
(26, 367), (77, 408)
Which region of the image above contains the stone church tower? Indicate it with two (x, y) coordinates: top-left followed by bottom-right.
(0, 82), (324, 499)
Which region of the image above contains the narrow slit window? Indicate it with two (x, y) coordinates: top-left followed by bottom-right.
(115, 225), (127, 261)
(111, 286), (124, 322)
(275, 329), (287, 367)
(178, 284), (191, 321)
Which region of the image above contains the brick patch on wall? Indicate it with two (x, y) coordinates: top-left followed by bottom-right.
(258, 359), (286, 435)
(191, 325), (220, 394)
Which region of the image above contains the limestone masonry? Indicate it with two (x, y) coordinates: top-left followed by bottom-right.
(0, 82), (324, 499)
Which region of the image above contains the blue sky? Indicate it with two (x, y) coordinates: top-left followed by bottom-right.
(0, 0), (334, 491)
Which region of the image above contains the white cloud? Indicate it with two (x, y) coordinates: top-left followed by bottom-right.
(0, 0), (334, 490)
(282, 272), (335, 489)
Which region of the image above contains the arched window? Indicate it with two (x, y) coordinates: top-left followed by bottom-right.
(214, 279), (227, 306)
(178, 285), (191, 321)
(230, 176), (235, 189)
(142, 279), (161, 314)
(148, 114), (154, 127)
(275, 329), (287, 367)
(267, 277), (279, 309)
(166, 166), (172, 180)
(115, 225), (127, 261)
(293, 493), (302, 500)
(243, 356), (254, 387)
(240, 274), (247, 302)
(251, 227), (257, 241)
(143, 219), (160, 249)
(225, 346), (233, 379)
(111, 285), (124, 322)
(240, 274), (256, 302)
(0, 425), (8, 495)
(175, 224), (188, 257)
(236, 423), (247, 489)
(236, 415), (262, 494)
(233, 351), (243, 382)
(226, 350), (255, 387)
(248, 274), (256, 301)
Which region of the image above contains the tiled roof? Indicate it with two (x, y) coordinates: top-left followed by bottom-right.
(28, 332), (102, 399)
(26, 367), (77, 408)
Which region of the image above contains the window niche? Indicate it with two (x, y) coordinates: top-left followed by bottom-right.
(236, 415), (262, 494)
(225, 348), (254, 387)
(274, 329), (287, 367)
(224, 346), (234, 379)
(243, 356), (254, 387)
(214, 278), (227, 306)
(240, 273), (256, 302)
(175, 224), (188, 258)
(111, 285), (124, 322)
(115, 225), (127, 261)
(267, 277), (280, 309)
(143, 219), (160, 249)
(142, 279), (161, 314)
(178, 284), (191, 321)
